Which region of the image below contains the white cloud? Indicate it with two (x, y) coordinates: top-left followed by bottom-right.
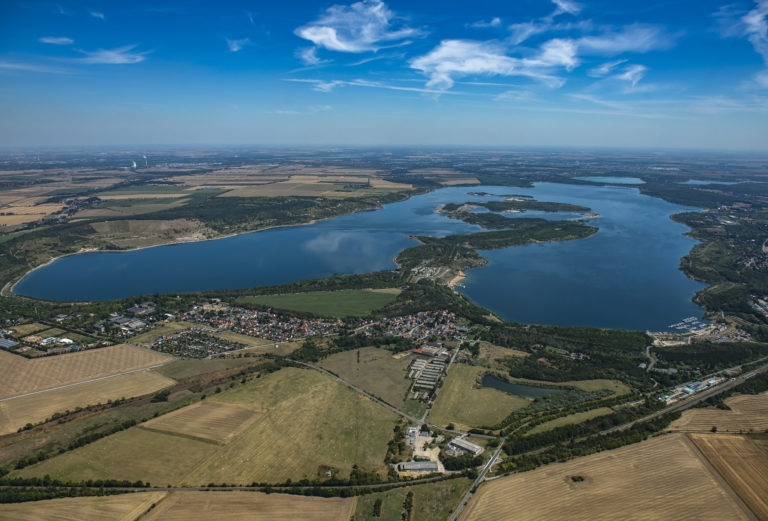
(577, 24), (673, 55)
(756, 69), (768, 87)
(0, 61), (68, 73)
(588, 59), (627, 77)
(410, 38), (578, 92)
(615, 64), (647, 86)
(295, 0), (420, 53)
(552, 0), (582, 16)
(471, 17), (502, 29)
(297, 46), (329, 65)
(508, 21), (549, 45)
(89, 11), (104, 20)
(78, 45), (148, 64)
(286, 78), (453, 94)
(742, 0), (768, 64)
(226, 37), (250, 52)
(39, 36), (73, 45)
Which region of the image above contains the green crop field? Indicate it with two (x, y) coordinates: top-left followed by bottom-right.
(428, 365), (529, 430)
(354, 478), (472, 521)
(319, 347), (413, 407)
(234, 288), (401, 317)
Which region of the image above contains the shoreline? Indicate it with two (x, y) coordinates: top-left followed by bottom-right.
(6, 200), (400, 299)
(448, 271), (467, 289)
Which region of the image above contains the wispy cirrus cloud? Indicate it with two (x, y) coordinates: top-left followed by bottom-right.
(615, 63), (647, 86)
(409, 38), (577, 92)
(89, 10), (104, 20)
(286, 77), (455, 95)
(551, 0), (583, 17)
(588, 59), (627, 77)
(226, 37), (250, 52)
(743, 1), (768, 63)
(78, 45), (148, 64)
(295, 0), (421, 53)
(714, 0), (768, 87)
(577, 24), (675, 55)
(296, 46), (330, 65)
(471, 17), (502, 29)
(0, 61), (69, 74)
(39, 36), (73, 45)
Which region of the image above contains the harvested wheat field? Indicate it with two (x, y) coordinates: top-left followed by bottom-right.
(460, 433), (753, 521)
(0, 370), (175, 435)
(139, 401), (261, 444)
(670, 392), (768, 432)
(142, 491), (355, 521)
(690, 433), (768, 520)
(0, 491), (167, 521)
(0, 345), (172, 399)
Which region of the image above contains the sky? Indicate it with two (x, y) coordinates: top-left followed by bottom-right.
(1, 0), (768, 150)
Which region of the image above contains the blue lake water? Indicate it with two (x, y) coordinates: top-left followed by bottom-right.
(481, 374), (565, 399)
(13, 183), (707, 330)
(680, 179), (742, 185)
(574, 176), (645, 184)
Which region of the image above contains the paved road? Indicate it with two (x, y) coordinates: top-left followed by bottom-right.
(605, 361), (768, 434)
(644, 345), (656, 372)
(447, 442), (504, 521)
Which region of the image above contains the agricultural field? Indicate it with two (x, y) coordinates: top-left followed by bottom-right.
(184, 367), (399, 484)
(0, 491), (167, 521)
(74, 197), (188, 219)
(141, 491), (355, 521)
(235, 288), (401, 317)
(355, 478), (472, 521)
(89, 218), (211, 249)
(460, 433), (753, 521)
(0, 345), (172, 399)
(428, 365), (529, 429)
(690, 433), (768, 520)
(15, 426), (219, 485)
(17, 367), (399, 485)
(0, 370), (175, 435)
(476, 341), (529, 361)
(139, 401), (261, 444)
(670, 392), (768, 432)
(6, 322), (49, 337)
(153, 357), (257, 380)
(525, 407), (615, 436)
(319, 347), (413, 407)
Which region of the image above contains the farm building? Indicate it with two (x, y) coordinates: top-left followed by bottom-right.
(396, 461), (439, 473)
(449, 437), (484, 456)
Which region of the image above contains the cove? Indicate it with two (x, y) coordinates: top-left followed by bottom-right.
(13, 183), (707, 331)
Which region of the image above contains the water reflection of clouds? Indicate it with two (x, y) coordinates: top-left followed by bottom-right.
(303, 231), (384, 271)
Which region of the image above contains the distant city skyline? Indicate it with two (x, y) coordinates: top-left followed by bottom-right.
(1, 0), (767, 150)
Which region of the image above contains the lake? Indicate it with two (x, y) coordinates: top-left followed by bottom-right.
(481, 374), (565, 399)
(13, 182), (707, 330)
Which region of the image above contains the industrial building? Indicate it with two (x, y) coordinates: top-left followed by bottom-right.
(448, 437), (484, 457)
(396, 461), (439, 473)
